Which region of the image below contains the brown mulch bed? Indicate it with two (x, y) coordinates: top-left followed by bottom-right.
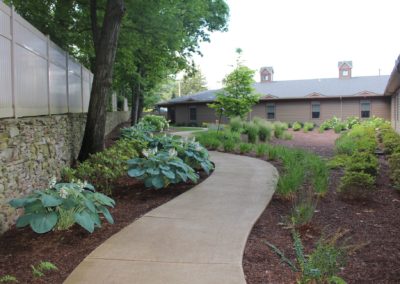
(0, 123), (210, 283)
(243, 129), (400, 283)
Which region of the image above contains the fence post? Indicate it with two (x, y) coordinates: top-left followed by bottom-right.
(80, 65), (84, 113)
(46, 35), (51, 115)
(10, 5), (16, 118)
(66, 53), (69, 113)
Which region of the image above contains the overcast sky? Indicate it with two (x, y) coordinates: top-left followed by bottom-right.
(193, 0), (400, 89)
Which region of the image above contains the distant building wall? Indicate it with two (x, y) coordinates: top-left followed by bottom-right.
(392, 93), (400, 132)
(168, 97), (391, 125)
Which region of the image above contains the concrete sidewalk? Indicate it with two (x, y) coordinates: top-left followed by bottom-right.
(64, 152), (278, 284)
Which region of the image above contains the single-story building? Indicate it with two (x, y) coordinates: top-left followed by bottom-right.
(158, 61), (393, 126)
(384, 55), (400, 133)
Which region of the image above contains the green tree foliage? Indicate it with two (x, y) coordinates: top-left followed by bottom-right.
(180, 67), (208, 96)
(209, 49), (260, 119)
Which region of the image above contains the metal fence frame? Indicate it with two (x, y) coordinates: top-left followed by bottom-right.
(0, 2), (93, 119)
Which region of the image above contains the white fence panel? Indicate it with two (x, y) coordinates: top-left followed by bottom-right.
(0, 1), (94, 119)
(0, 5), (11, 39)
(14, 45), (48, 116)
(82, 68), (91, 112)
(0, 37), (13, 117)
(49, 63), (68, 114)
(68, 73), (82, 113)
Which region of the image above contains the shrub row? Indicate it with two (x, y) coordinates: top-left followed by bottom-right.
(229, 116), (291, 143)
(333, 124), (379, 199)
(380, 124), (400, 189)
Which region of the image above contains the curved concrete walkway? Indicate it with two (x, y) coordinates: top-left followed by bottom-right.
(64, 152), (278, 284)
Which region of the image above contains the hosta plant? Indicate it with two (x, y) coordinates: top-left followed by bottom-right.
(150, 135), (214, 175)
(127, 148), (199, 189)
(9, 179), (115, 234)
(140, 115), (169, 131)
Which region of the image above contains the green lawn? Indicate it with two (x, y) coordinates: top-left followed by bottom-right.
(168, 126), (205, 132)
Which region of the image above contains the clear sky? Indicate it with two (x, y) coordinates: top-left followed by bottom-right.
(193, 0), (400, 90)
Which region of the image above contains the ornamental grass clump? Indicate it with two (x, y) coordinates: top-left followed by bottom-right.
(273, 121), (286, 138)
(255, 143), (268, 157)
(9, 179), (115, 234)
(244, 122), (259, 143)
(229, 116), (243, 133)
(257, 121), (273, 142)
(238, 143), (254, 154)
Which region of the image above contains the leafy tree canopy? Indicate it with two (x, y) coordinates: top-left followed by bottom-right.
(209, 49), (260, 119)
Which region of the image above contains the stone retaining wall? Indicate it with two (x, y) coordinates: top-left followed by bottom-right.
(0, 112), (129, 232)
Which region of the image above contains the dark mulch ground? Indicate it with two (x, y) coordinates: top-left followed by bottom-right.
(0, 122), (210, 283)
(244, 129), (400, 284)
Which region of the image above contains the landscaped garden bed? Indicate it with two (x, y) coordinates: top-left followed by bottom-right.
(195, 116), (400, 283)
(0, 115), (214, 283)
(243, 133), (400, 283)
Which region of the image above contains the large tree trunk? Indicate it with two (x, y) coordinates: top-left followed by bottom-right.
(130, 82), (141, 126)
(78, 0), (125, 161)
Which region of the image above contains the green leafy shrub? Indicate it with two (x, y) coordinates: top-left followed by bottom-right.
(345, 116), (360, 129)
(140, 115), (169, 131)
(292, 121), (302, 131)
(335, 124), (377, 155)
(62, 139), (143, 194)
(327, 155), (349, 169)
(303, 122), (314, 133)
(282, 132), (293, 140)
(333, 122), (346, 133)
(229, 116), (243, 132)
(338, 171), (375, 199)
(238, 143), (253, 154)
(319, 116), (341, 131)
(381, 130), (400, 154)
(389, 153), (400, 190)
(9, 180), (115, 233)
(274, 122), (286, 138)
(255, 143), (268, 157)
(345, 152), (379, 176)
(127, 148), (198, 189)
(244, 122), (259, 143)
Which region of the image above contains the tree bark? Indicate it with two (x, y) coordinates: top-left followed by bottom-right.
(78, 0), (125, 161)
(130, 82), (141, 126)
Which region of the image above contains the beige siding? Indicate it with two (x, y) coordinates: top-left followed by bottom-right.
(371, 97), (391, 120)
(169, 97), (391, 125)
(392, 93), (400, 133)
(275, 101), (311, 123)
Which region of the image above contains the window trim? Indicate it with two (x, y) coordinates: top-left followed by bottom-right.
(189, 106), (197, 121)
(311, 101), (320, 119)
(266, 103), (276, 120)
(360, 100), (371, 118)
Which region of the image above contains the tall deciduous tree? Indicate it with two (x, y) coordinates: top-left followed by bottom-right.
(78, 0), (125, 161)
(179, 67), (208, 96)
(209, 49), (260, 119)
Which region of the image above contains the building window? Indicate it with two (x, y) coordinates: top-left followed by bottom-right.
(266, 104), (275, 120)
(342, 70), (349, 76)
(189, 107), (197, 121)
(311, 102), (320, 119)
(360, 101), (371, 118)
